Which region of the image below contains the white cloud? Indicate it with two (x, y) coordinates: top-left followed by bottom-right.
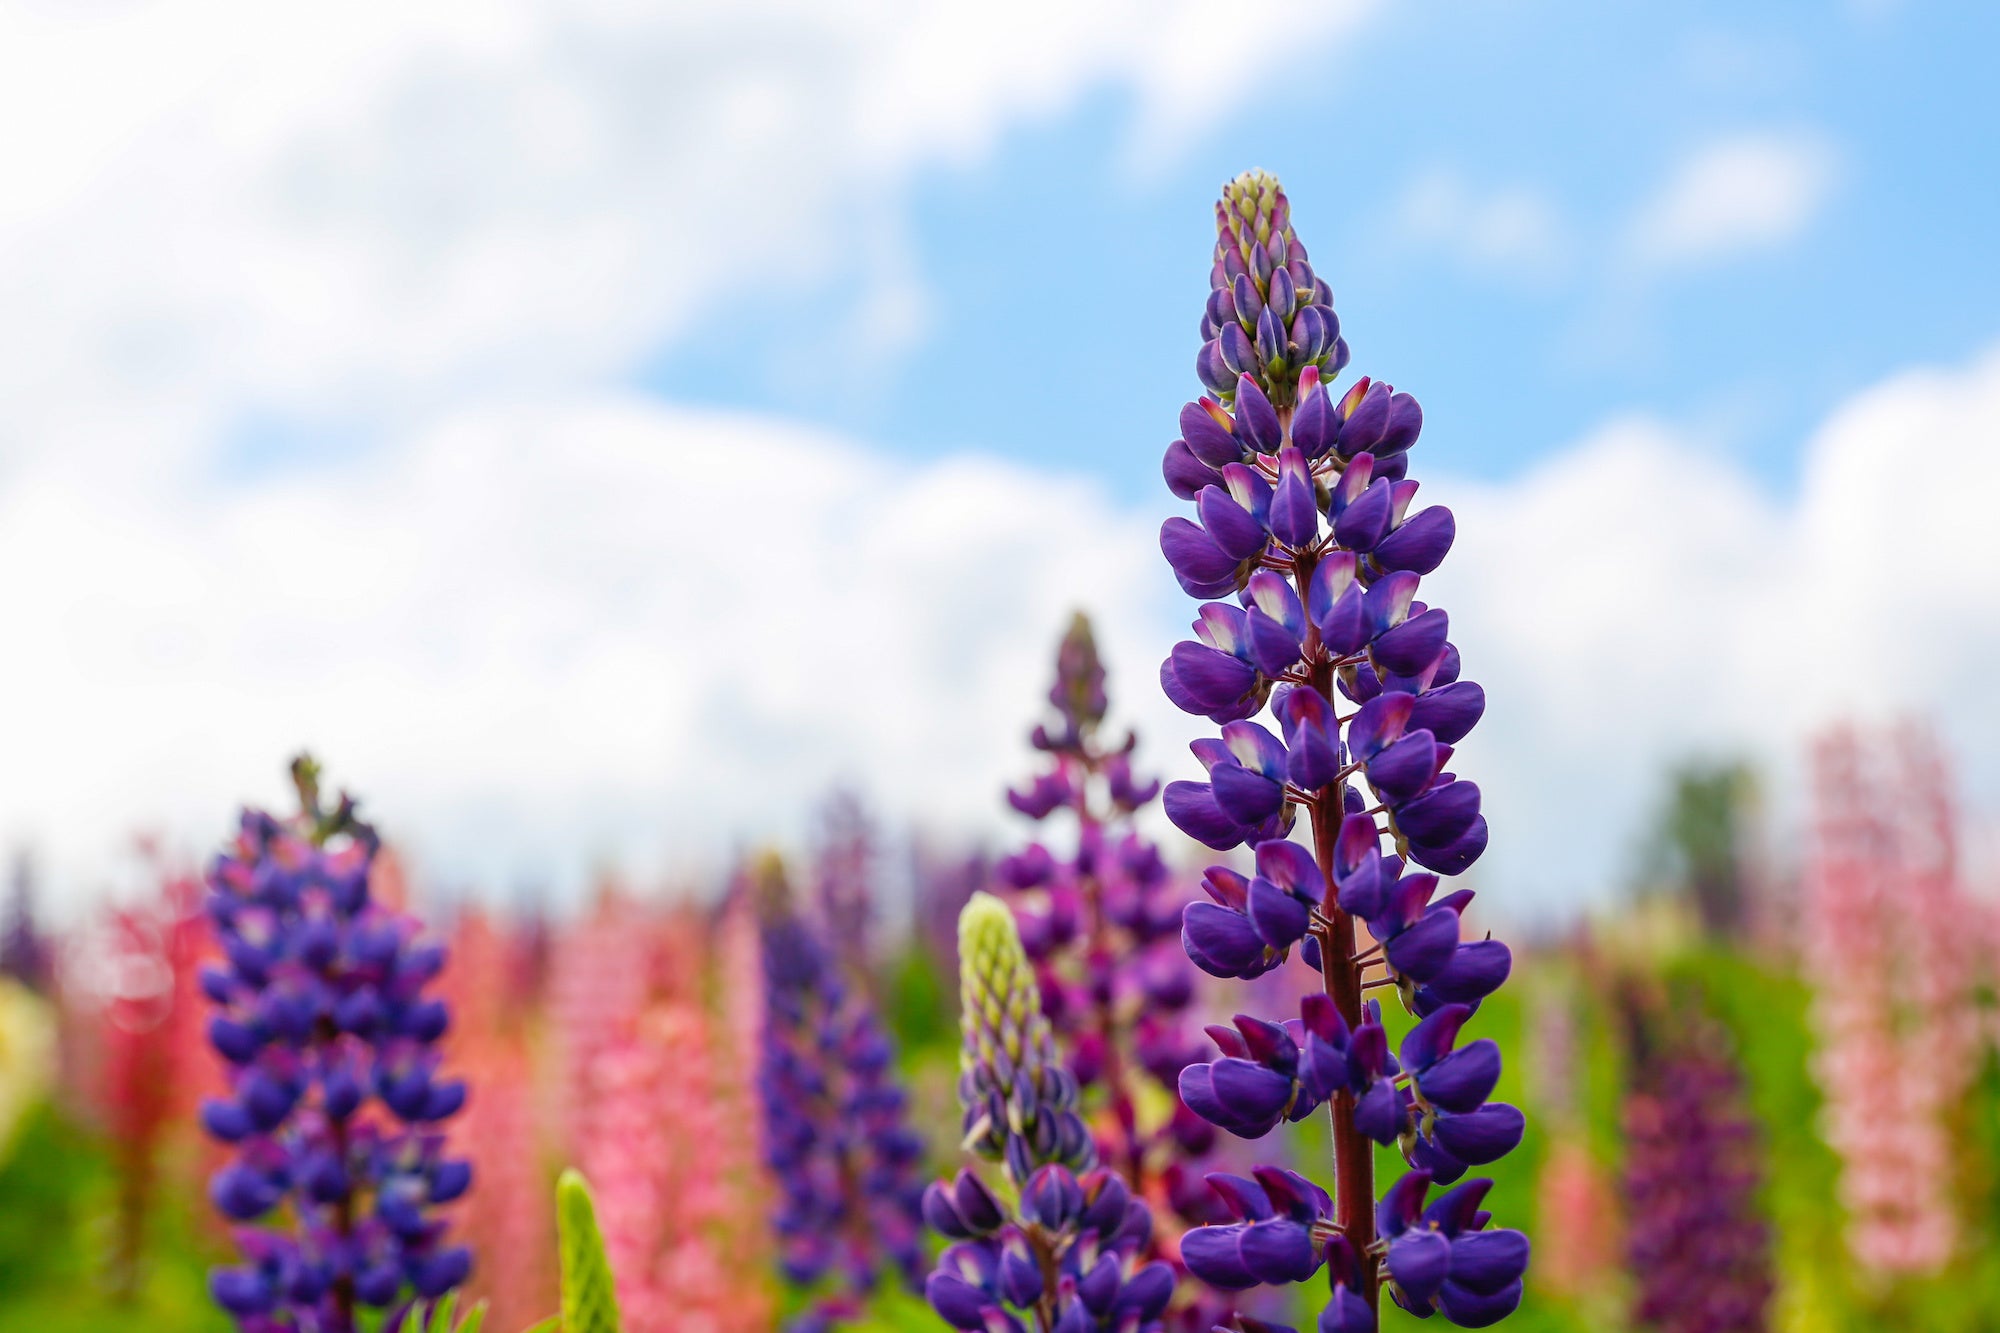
(12, 346), (2000, 926)
(1428, 343), (2000, 916)
(1391, 169), (1568, 282)
(0, 397), (1191, 915)
(0, 0), (1377, 481)
(1627, 129), (1841, 266)
(0, 0), (1376, 909)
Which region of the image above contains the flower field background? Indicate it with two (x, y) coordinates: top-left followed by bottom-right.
(3, 2), (1996, 1328)
(1, 698), (1996, 1332)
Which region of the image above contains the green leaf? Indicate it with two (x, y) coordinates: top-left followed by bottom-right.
(425, 1292), (458, 1333)
(556, 1169), (622, 1333)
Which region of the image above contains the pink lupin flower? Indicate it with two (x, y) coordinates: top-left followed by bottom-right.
(1526, 981), (1617, 1303)
(551, 894), (770, 1333)
(582, 1030), (670, 1325)
(546, 887), (653, 1157)
(1804, 724), (1972, 1273)
(80, 845), (211, 1300)
(443, 910), (555, 1329)
(1535, 1142), (1619, 1303)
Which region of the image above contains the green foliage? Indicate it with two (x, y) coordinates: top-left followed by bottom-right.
(0, 1099), (97, 1292)
(556, 1168), (622, 1333)
(880, 941), (954, 1058)
(1635, 760), (1758, 933)
(840, 1285), (944, 1332)
(0, 1100), (228, 1332)
(408, 1293), (489, 1333)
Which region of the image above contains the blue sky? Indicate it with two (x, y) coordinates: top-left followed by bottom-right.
(650, 0), (2000, 502)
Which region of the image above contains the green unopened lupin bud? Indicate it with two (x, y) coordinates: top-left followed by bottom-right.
(955, 893), (1095, 1182)
(957, 891), (1052, 1081)
(1219, 170), (1293, 262)
(1198, 170), (1349, 409)
(556, 1169), (622, 1333)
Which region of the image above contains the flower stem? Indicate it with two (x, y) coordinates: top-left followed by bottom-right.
(1297, 547), (1379, 1311)
(1070, 773), (1144, 1189)
(1311, 791), (1379, 1310)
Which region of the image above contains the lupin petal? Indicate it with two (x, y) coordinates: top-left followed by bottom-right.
(1200, 485), (1270, 561)
(1235, 376), (1283, 453)
(1374, 505), (1456, 573)
(1164, 439), (1226, 500)
(1407, 680), (1484, 745)
(1181, 401), (1241, 467)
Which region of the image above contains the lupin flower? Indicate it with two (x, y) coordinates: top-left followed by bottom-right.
(1194, 171), (1349, 410)
(438, 912), (554, 1331)
(812, 790), (878, 977)
(547, 890), (651, 1163)
(1374, 1173), (1529, 1327)
(990, 616), (1218, 1242)
(1619, 987), (1771, 1333)
(1155, 171), (1528, 1328)
(957, 891), (1097, 1183)
(0, 855), (52, 995)
(1526, 985), (1618, 1303)
(923, 893), (1176, 1333)
(199, 756), (473, 1331)
(755, 861), (927, 1331)
(96, 857), (209, 1302)
(1804, 724), (1973, 1274)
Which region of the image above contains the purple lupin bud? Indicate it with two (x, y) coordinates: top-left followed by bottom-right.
(956, 893), (1096, 1181)
(1199, 171), (1347, 410)
(753, 855), (928, 1331)
(199, 755), (472, 1333)
(1157, 171), (1528, 1326)
(925, 898), (1175, 1333)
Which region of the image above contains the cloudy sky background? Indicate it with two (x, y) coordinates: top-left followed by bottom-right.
(4, 0), (1997, 920)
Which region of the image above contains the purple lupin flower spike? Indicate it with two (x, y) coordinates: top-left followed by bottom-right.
(0, 853), (52, 994)
(994, 614), (1229, 1326)
(754, 857), (928, 1331)
(1619, 984), (1772, 1333)
(997, 615), (1203, 1174)
(811, 789), (877, 977)
(924, 893), (1175, 1333)
(1158, 171), (1528, 1329)
(199, 755), (472, 1332)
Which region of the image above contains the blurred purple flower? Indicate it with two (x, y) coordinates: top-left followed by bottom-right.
(199, 756), (471, 1333)
(1620, 988), (1771, 1333)
(756, 860), (927, 1332)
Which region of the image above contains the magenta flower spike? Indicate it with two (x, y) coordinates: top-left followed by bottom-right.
(199, 756), (472, 1332)
(994, 616), (1210, 1177)
(1619, 988), (1772, 1333)
(991, 613), (1234, 1326)
(1157, 172), (1527, 1329)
